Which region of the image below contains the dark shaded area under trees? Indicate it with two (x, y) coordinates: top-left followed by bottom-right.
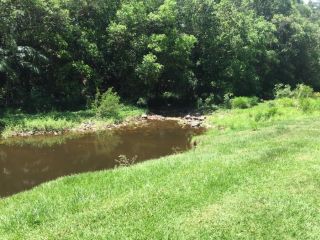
(1, 0), (320, 111)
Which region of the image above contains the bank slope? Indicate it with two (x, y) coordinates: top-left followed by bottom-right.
(1, 100), (320, 239)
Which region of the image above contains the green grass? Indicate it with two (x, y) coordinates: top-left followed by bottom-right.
(2, 98), (320, 239)
(0, 105), (144, 138)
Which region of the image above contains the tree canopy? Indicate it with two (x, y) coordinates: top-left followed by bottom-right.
(1, 0), (320, 110)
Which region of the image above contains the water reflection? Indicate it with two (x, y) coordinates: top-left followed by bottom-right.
(0, 120), (203, 197)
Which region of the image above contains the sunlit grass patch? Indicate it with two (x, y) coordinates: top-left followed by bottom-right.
(208, 97), (320, 132)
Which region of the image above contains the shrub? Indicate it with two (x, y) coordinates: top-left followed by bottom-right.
(231, 96), (259, 109)
(274, 84), (314, 99)
(293, 84), (314, 99)
(92, 88), (122, 119)
(223, 92), (234, 109)
(197, 94), (218, 112)
(274, 84), (293, 99)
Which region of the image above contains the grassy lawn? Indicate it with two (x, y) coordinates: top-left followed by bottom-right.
(0, 105), (144, 138)
(1, 98), (320, 239)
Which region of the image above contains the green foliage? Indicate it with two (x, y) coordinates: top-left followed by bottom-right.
(19, 117), (74, 132)
(254, 105), (279, 122)
(196, 94), (218, 112)
(274, 84), (293, 99)
(4, 101), (320, 238)
(231, 96), (259, 109)
(223, 93), (234, 109)
(211, 95), (320, 132)
(135, 53), (163, 98)
(274, 83), (314, 100)
(276, 97), (296, 107)
(298, 98), (313, 112)
(1, 0), (320, 110)
(92, 89), (122, 119)
(1, 105), (144, 138)
(293, 84), (314, 98)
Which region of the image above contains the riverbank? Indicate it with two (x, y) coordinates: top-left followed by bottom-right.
(2, 98), (320, 238)
(0, 105), (144, 138)
(0, 107), (207, 138)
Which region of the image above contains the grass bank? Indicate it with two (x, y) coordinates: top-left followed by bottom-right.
(0, 105), (144, 138)
(2, 98), (320, 239)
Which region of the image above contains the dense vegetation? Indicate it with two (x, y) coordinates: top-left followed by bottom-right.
(3, 92), (320, 238)
(3, 1), (320, 237)
(0, 104), (144, 138)
(1, 0), (320, 111)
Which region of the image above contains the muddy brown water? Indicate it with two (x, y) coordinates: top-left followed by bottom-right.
(0, 120), (204, 198)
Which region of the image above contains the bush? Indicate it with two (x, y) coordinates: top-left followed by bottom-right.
(223, 93), (234, 109)
(92, 88), (122, 119)
(231, 96), (259, 109)
(293, 84), (314, 99)
(274, 84), (293, 99)
(274, 83), (314, 99)
(197, 94), (218, 112)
